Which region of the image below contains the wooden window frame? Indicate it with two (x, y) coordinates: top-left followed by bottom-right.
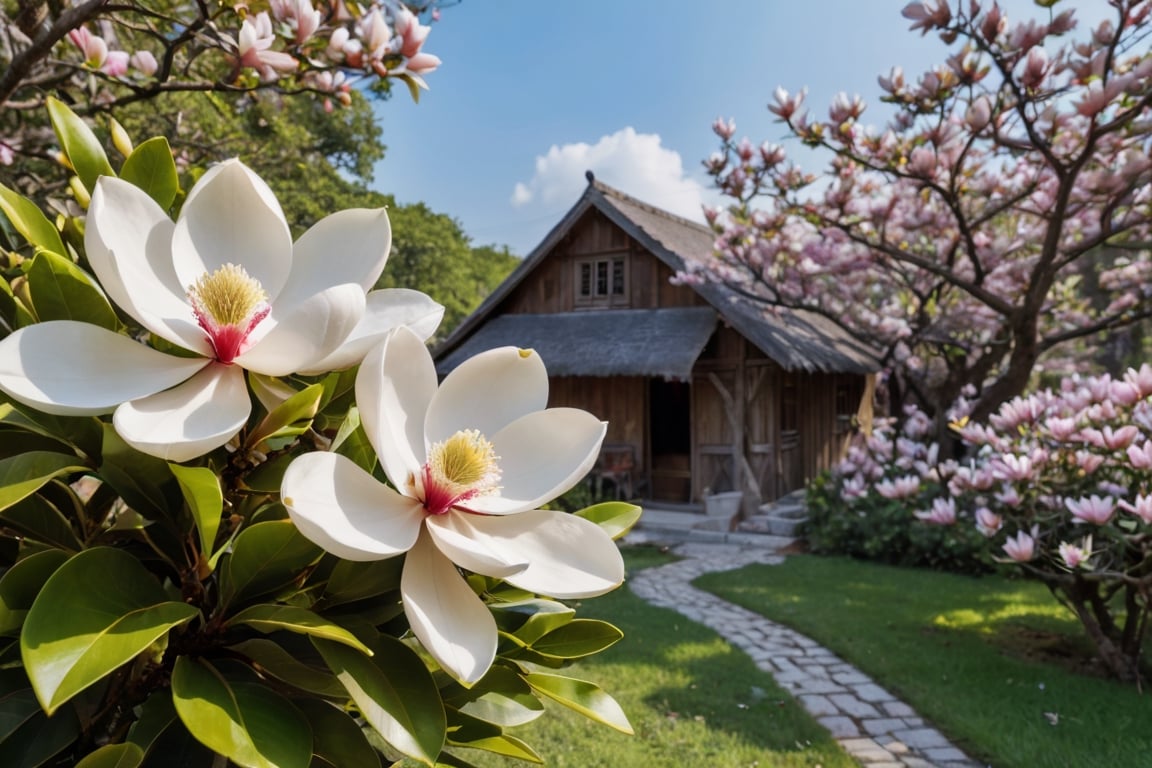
(575, 255), (627, 306)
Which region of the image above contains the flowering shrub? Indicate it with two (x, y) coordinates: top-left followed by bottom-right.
(0, 103), (638, 765)
(820, 368), (1152, 683)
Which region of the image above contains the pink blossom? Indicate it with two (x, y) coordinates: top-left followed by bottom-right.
(0, 141), (13, 166)
(68, 27), (108, 69)
(394, 5), (432, 58)
(237, 13), (299, 78)
(101, 50), (129, 77)
(975, 507), (1002, 537)
(1074, 450), (1105, 474)
(1119, 495), (1152, 525)
(1125, 364), (1152, 399)
(1066, 495), (1116, 525)
(1058, 539), (1092, 569)
(991, 454), (1037, 483)
(1044, 417), (1079, 441)
(915, 497), (957, 525)
(1127, 441), (1152, 469)
(1002, 528), (1037, 562)
(875, 475), (922, 499)
(712, 117), (736, 141)
(130, 50), (158, 77)
(769, 87), (806, 120)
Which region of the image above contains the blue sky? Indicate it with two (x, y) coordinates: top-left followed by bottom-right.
(371, 0), (1107, 256)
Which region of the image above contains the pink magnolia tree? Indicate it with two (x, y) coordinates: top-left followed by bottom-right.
(1, 0), (447, 175)
(693, 0), (1152, 425)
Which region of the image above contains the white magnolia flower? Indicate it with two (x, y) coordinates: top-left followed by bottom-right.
(0, 160), (442, 461)
(281, 326), (624, 684)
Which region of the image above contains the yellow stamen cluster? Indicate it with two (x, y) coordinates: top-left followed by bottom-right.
(188, 263), (267, 326)
(427, 429), (501, 497)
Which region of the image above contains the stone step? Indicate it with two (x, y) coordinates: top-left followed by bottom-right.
(738, 514), (808, 537)
(757, 502), (807, 520)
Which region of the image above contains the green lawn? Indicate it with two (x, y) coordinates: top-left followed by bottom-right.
(696, 554), (1152, 768)
(439, 547), (855, 768)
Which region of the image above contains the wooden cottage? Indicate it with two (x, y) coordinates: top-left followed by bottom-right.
(434, 177), (880, 510)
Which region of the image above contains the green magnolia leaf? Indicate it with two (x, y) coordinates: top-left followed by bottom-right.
(445, 707), (542, 763)
(0, 697), (80, 767)
(119, 137), (179, 210)
(99, 425), (179, 521)
(47, 97), (115, 193)
(321, 557), (403, 607)
(229, 638), (345, 697)
(523, 673), (633, 734)
(0, 682), (39, 742)
(314, 636), (445, 766)
(448, 665), (544, 727)
(491, 599), (574, 645)
(0, 493), (82, 553)
(222, 521), (322, 607)
(171, 657), (312, 768)
(125, 691), (177, 758)
(531, 619), (623, 660)
(0, 184), (66, 257)
(75, 743), (145, 768)
(26, 250), (119, 330)
(246, 383), (324, 450)
(574, 502), (643, 540)
(21, 547), (198, 714)
(331, 410), (377, 474)
(135, 717), (215, 768)
(0, 549), (69, 637)
(0, 275), (36, 330)
(0, 404), (103, 461)
(227, 605), (371, 655)
(168, 463), (223, 566)
(293, 698), (382, 768)
(0, 451), (88, 514)
(238, 453), (293, 494)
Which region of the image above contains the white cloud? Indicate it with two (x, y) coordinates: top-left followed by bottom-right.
(510, 127), (709, 223)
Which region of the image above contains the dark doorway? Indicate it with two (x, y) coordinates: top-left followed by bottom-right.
(648, 379), (691, 501)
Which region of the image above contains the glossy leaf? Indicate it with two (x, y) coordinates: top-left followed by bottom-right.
(0, 184), (66, 257)
(26, 250), (119, 330)
(99, 425), (178, 521)
(119, 137), (179, 210)
(169, 463), (223, 565)
(294, 698), (382, 768)
(491, 599), (574, 645)
(238, 453), (293, 494)
(0, 492), (83, 552)
(21, 547), (198, 713)
(222, 521), (322, 607)
(0, 275), (35, 330)
(523, 673), (633, 734)
(0, 404), (103, 462)
(227, 605), (371, 655)
(0, 549), (69, 637)
(125, 691), (177, 758)
(0, 698), (80, 767)
(0, 681), (39, 742)
(0, 451), (88, 514)
(574, 502), (643, 540)
(321, 557), (403, 607)
(75, 743), (145, 768)
(47, 97), (115, 193)
(246, 383), (324, 450)
(448, 665), (544, 728)
(314, 636), (445, 766)
(331, 409), (377, 474)
(171, 657), (312, 768)
(230, 638), (345, 697)
(531, 619), (623, 660)
(445, 707), (542, 763)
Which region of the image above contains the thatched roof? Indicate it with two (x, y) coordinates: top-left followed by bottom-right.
(435, 307), (717, 379)
(435, 178), (881, 375)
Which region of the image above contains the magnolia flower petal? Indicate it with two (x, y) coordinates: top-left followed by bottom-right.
(86, 177), (210, 354)
(467, 510), (624, 598)
(237, 284), (366, 376)
(402, 528), (497, 684)
(300, 289), (444, 374)
(284, 208), (391, 298)
(465, 408), (607, 515)
(425, 512), (529, 578)
(171, 160), (293, 299)
(425, 346), (549, 445)
(358, 326), (436, 489)
(282, 452), (425, 560)
(0, 321), (209, 415)
(113, 363), (249, 461)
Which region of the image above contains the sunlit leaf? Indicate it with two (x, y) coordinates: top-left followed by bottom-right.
(119, 137), (178, 210)
(447, 664), (544, 727)
(21, 547), (198, 713)
(228, 638), (345, 698)
(222, 521), (322, 607)
(246, 383), (324, 450)
(530, 619), (623, 660)
(227, 605), (371, 655)
(75, 743), (145, 768)
(523, 673), (633, 734)
(293, 698), (382, 768)
(0, 184), (66, 257)
(314, 636), (445, 766)
(574, 502), (642, 540)
(169, 463), (223, 567)
(47, 97), (115, 193)
(490, 599), (574, 645)
(26, 250), (119, 330)
(0, 451), (88, 514)
(171, 657), (312, 768)
(445, 706), (542, 762)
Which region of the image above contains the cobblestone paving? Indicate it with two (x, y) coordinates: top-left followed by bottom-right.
(628, 541), (983, 768)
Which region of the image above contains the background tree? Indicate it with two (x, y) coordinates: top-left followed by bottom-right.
(695, 0), (1152, 426)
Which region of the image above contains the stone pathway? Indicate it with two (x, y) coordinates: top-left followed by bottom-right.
(628, 541), (983, 768)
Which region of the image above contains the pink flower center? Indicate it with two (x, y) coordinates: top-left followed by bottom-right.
(187, 264), (270, 364)
(419, 429), (501, 515)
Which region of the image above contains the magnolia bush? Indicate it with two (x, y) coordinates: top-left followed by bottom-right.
(0, 103), (638, 766)
(820, 366), (1152, 683)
